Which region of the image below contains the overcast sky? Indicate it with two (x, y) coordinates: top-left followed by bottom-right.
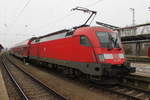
(0, 0), (150, 47)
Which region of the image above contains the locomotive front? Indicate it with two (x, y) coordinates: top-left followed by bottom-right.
(95, 28), (135, 77)
(74, 27), (135, 81)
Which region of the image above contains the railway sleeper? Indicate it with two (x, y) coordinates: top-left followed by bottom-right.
(121, 76), (150, 92)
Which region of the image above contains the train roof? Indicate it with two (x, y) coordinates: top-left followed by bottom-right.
(35, 26), (114, 39)
(31, 25), (115, 42)
(12, 37), (36, 48)
(38, 29), (69, 39)
(74, 26), (114, 32)
(13, 39), (30, 47)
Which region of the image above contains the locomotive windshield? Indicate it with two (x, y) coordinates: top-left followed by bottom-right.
(96, 32), (121, 49)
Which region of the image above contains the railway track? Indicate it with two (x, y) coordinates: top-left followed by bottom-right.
(127, 56), (150, 63)
(0, 55), (67, 100)
(3, 53), (150, 100)
(105, 73), (150, 100)
(95, 74), (150, 100)
(101, 70), (150, 99)
(102, 85), (150, 100)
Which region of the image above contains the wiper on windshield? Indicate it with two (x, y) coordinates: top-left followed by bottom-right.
(114, 37), (121, 48)
(108, 32), (115, 48)
(108, 32), (120, 48)
(114, 38), (118, 48)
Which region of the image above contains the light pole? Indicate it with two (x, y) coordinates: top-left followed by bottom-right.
(130, 8), (135, 26)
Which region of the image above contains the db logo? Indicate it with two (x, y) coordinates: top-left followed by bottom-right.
(113, 54), (120, 62)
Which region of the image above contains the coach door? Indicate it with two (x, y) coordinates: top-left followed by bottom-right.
(37, 45), (40, 58)
(35, 39), (40, 59)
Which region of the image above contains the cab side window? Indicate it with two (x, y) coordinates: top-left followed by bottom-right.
(80, 36), (91, 46)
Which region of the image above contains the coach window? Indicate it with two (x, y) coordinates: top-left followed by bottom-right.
(80, 36), (91, 46)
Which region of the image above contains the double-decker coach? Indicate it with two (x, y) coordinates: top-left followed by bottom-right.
(10, 38), (36, 62)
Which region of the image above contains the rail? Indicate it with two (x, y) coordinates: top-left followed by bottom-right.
(4, 53), (150, 100)
(98, 74), (150, 100)
(127, 56), (150, 63)
(1, 54), (67, 100)
(1, 55), (29, 100)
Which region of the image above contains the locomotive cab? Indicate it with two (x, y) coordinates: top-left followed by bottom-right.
(74, 26), (135, 79)
(96, 31), (125, 65)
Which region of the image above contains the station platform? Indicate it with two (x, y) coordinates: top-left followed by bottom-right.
(0, 66), (9, 100)
(131, 62), (150, 78)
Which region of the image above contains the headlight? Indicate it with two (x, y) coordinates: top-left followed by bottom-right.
(104, 54), (113, 59)
(98, 54), (113, 62)
(118, 54), (124, 58)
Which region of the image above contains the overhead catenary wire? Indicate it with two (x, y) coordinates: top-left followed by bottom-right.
(1, 0), (31, 48)
(39, 12), (76, 29)
(6, 0), (31, 32)
(28, 0), (104, 35)
(14, 0), (31, 22)
(28, 11), (76, 36)
(85, 0), (104, 8)
(7, 0), (103, 39)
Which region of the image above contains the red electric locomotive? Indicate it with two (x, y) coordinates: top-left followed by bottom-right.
(29, 26), (135, 81)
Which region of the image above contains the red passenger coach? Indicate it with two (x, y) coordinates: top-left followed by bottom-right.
(10, 38), (35, 61)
